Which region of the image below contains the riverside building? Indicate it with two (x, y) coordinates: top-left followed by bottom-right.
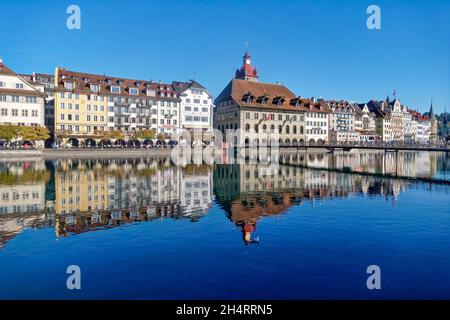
(0, 59), (45, 128)
(214, 51), (313, 146)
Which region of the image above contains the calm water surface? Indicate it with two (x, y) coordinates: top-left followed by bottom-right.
(0, 151), (449, 299)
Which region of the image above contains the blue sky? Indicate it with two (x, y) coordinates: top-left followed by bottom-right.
(0, 0), (449, 113)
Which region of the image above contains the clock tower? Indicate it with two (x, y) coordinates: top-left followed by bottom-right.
(235, 50), (259, 82)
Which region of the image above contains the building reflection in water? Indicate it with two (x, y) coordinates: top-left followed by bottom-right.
(0, 151), (448, 247)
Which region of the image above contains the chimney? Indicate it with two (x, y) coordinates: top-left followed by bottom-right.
(311, 97), (317, 103)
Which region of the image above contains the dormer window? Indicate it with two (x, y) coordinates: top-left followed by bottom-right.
(117, 80), (124, 85)
(272, 96), (285, 106)
(146, 89), (156, 97)
(129, 88), (138, 95)
(111, 86), (121, 94)
(242, 92), (254, 103)
(90, 84), (99, 92)
(65, 82), (74, 90)
(256, 95), (269, 104)
(135, 82), (141, 87)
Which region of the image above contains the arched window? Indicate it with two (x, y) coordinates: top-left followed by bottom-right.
(286, 125), (290, 134)
(262, 124), (267, 133)
(270, 125), (275, 133)
(254, 124), (259, 133)
(300, 126), (304, 134)
(293, 126), (297, 134)
(245, 124), (250, 132)
(278, 125), (282, 133)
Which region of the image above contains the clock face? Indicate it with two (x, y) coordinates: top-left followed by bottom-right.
(246, 59), (251, 65)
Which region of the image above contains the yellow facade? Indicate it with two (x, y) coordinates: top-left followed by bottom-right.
(54, 68), (108, 142)
(55, 163), (109, 215)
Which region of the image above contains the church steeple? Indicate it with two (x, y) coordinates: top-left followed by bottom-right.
(235, 50), (259, 82)
(429, 99), (436, 120)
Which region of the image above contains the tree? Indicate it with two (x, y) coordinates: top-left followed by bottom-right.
(34, 127), (50, 141)
(102, 130), (124, 141)
(157, 133), (166, 141)
(133, 129), (156, 140)
(0, 125), (19, 141)
(110, 130), (125, 140)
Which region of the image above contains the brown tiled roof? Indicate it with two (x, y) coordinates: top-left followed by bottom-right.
(56, 68), (180, 101)
(215, 79), (330, 113)
(0, 62), (16, 76)
(0, 88), (45, 97)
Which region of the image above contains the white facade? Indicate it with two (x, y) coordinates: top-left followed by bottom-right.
(0, 62), (45, 127)
(156, 99), (181, 136)
(305, 111), (329, 144)
(402, 106), (415, 142)
(0, 183), (46, 215)
(180, 170), (213, 217)
(178, 82), (213, 132)
(416, 120), (430, 143)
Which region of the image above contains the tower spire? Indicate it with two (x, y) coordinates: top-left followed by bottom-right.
(429, 98), (435, 120)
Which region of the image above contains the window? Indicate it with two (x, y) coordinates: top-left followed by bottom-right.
(87, 104), (91, 111)
(0, 81), (5, 87)
(203, 100), (208, 104)
(68, 103), (72, 110)
(1, 109), (7, 116)
(111, 86), (120, 93)
(68, 114), (72, 121)
(129, 88), (138, 95)
(186, 99), (191, 103)
(202, 108), (208, 113)
(90, 84), (99, 92)
(32, 110), (38, 117)
(75, 115), (79, 121)
(16, 83), (24, 89)
(60, 93), (65, 99)
(65, 82), (74, 90)
(194, 99), (201, 104)
(75, 104), (79, 110)
(22, 110), (28, 117)
(12, 109), (18, 116)
(60, 114), (65, 120)
(185, 106), (191, 111)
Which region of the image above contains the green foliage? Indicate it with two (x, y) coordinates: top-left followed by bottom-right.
(0, 125), (50, 142)
(0, 125), (19, 141)
(0, 169), (50, 186)
(102, 130), (125, 141)
(133, 129), (156, 140)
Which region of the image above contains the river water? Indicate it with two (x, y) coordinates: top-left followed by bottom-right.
(0, 151), (449, 299)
